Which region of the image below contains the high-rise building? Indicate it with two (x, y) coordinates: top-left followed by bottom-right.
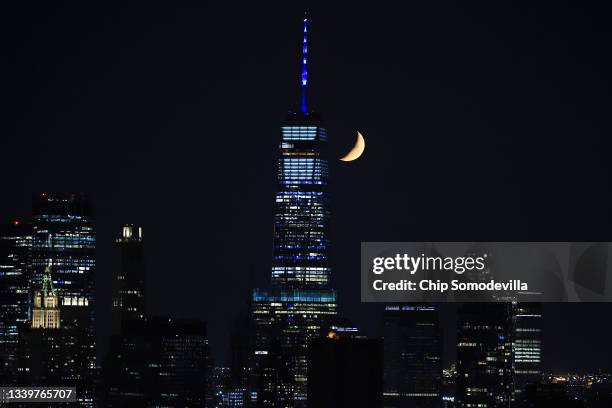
(251, 290), (337, 406)
(30, 192), (96, 405)
(383, 304), (443, 408)
(103, 223), (212, 406)
(17, 262), (73, 391)
(250, 15), (337, 407)
(512, 303), (542, 406)
(308, 333), (383, 408)
(456, 303), (513, 408)
(104, 317), (209, 407)
(112, 224), (145, 333)
(441, 364), (457, 408)
(0, 220), (31, 384)
(31, 263), (61, 329)
(221, 386), (249, 408)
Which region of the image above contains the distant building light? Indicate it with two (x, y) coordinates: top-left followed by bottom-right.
(326, 331), (339, 340)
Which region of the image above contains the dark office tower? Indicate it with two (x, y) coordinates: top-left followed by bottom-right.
(308, 334), (383, 408)
(31, 193), (96, 405)
(0, 220), (31, 384)
(383, 305), (443, 408)
(250, 15), (337, 408)
(512, 303), (542, 406)
(105, 317), (208, 407)
(112, 224), (145, 333)
(456, 303), (513, 408)
(229, 314), (251, 386)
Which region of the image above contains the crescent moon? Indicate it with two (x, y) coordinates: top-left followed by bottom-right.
(340, 131), (365, 162)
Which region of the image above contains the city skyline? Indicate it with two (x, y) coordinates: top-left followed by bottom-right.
(2, 1), (612, 395)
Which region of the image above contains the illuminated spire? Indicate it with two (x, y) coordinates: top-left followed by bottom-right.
(41, 261), (56, 297)
(42, 235), (55, 296)
(301, 13), (309, 113)
(31, 261), (60, 330)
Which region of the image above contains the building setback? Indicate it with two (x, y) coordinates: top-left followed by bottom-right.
(18, 263), (70, 387)
(249, 15), (337, 408)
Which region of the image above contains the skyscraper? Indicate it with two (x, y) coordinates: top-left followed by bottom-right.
(18, 261), (73, 392)
(31, 263), (61, 329)
(0, 220), (31, 384)
(456, 303), (513, 408)
(103, 223), (213, 406)
(512, 303), (542, 406)
(112, 224), (145, 333)
(105, 317), (209, 407)
(250, 15), (337, 407)
(383, 304), (443, 408)
(30, 193), (96, 405)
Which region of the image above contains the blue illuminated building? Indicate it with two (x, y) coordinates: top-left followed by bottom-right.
(270, 15), (330, 290)
(30, 193), (97, 406)
(250, 14), (337, 408)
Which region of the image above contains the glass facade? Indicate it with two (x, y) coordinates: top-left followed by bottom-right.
(250, 112), (337, 408)
(30, 193), (96, 406)
(512, 303), (542, 406)
(383, 305), (442, 408)
(250, 110), (340, 408)
(456, 303), (514, 408)
(249, 16), (338, 407)
(0, 221), (31, 384)
(271, 123), (330, 288)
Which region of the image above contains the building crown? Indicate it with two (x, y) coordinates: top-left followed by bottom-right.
(41, 261), (56, 298)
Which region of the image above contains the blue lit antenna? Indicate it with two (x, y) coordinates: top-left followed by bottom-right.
(301, 13), (309, 113)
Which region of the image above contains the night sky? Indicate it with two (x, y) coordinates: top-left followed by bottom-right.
(3, 2), (612, 371)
